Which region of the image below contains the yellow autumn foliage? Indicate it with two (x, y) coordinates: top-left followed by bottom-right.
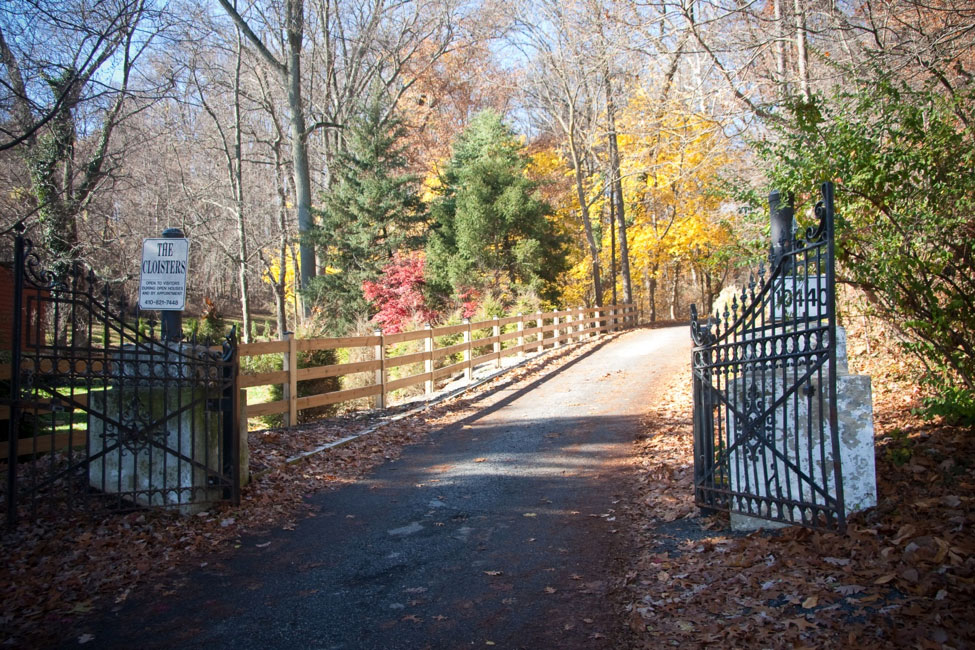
(616, 93), (736, 279)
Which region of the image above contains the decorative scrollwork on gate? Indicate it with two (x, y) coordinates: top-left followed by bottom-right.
(690, 182), (845, 531)
(739, 383), (775, 462)
(4, 229), (241, 527)
(100, 393), (169, 455)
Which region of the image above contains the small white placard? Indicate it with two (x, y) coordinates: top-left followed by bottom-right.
(139, 238), (189, 310)
(771, 275), (828, 321)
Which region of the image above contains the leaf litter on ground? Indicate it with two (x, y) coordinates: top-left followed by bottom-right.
(0, 338), (611, 648)
(613, 326), (975, 650)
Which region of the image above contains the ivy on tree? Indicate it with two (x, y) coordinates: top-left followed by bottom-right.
(309, 98), (426, 335)
(426, 110), (568, 308)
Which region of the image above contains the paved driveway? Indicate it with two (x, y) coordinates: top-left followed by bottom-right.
(87, 326), (690, 649)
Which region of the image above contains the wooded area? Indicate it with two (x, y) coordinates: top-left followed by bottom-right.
(1, 0), (972, 420)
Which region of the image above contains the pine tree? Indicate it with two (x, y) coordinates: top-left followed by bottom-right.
(426, 110), (567, 307)
(309, 98), (426, 334)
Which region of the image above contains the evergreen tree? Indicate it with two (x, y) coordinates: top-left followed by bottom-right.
(426, 110), (567, 306)
(308, 99), (426, 334)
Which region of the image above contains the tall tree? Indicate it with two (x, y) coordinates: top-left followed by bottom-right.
(514, 0), (605, 306)
(426, 110), (567, 306)
(310, 98), (426, 334)
(0, 0), (160, 270)
(217, 0), (317, 315)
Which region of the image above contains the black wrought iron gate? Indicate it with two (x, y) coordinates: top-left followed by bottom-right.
(2, 227), (240, 527)
(690, 182), (845, 530)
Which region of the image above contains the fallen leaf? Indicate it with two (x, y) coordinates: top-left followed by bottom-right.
(942, 495), (961, 508)
(802, 595), (819, 609)
(544, 586), (557, 594)
(523, 512), (537, 518)
(77, 634), (95, 644)
(786, 618), (817, 631)
(874, 573), (897, 585)
(483, 570), (503, 576)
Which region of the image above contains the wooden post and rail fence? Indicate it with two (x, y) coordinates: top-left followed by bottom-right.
(0, 304), (637, 459)
(238, 304), (638, 427)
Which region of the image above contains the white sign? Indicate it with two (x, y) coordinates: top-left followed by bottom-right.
(139, 238), (189, 310)
(771, 275), (828, 321)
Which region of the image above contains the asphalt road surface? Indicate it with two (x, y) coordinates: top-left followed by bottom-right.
(87, 325), (690, 649)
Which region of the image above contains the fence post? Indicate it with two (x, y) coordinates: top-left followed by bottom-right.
(374, 329), (385, 410)
(282, 331), (297, 427)
(159, 227), (186, 342)
(536, 311), (544, 354)
(565, 312), (573, 344)
(424, 323), (434, 397)
(554, 315), (562, 348)
(463, 318), (472, 383)
(493, 316), (501, 368)
(595, 308), (601, 337)
(578, 306), (585, 339)
(517, 314), (524, 358)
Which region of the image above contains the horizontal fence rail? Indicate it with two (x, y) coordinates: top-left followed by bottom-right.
(238, 305), (638, 427)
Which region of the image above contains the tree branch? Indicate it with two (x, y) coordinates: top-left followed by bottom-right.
(216, 0), (286, 75)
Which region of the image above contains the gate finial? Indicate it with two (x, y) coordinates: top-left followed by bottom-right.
(769, 190), (795, 268)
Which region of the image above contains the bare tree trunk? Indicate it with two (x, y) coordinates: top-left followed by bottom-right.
(647, 263), (658, 322)
(794, 0), (811, 101)
(232, 26), (252, 344)
(285, 0), (315, 314)
(670, 263), (681, 320)
(609, 183), (617, 306)
(604, 72), (632, 304)
(218, 0), (315, 319)
(567, 138), (603, 307)
(774, 0), (787, 93)
(272, 138), (290, 336)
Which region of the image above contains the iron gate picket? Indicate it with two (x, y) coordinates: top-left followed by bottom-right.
(2, 227), (240, 527)
(690, 182), (845, 530)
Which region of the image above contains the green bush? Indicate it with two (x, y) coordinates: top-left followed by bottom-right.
(918, 382), (975, 427)
(197, 298), (226, 343)
(183, 317), (199, 340)
(263, 323), (340, 427)
(758, 79), (975, 424)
